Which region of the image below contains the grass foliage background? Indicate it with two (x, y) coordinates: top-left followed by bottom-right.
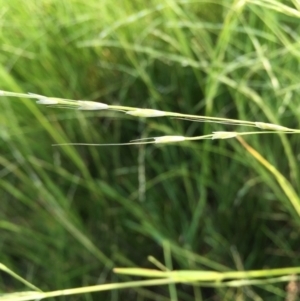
(1, 0), (300, 300)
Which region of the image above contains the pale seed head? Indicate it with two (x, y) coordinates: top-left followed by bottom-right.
(255, 122), (290, 131)
(212, 131), (238, 139)
(36, 98), (59, 105)
(77, 100), (109, 110)
(154, 135), (186, 143)
(126, 109), (166, 117)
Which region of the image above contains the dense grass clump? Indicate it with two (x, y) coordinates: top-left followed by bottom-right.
(1, 0), (300, 300)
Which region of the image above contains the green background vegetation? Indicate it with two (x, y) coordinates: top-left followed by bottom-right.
(1, 0), (300, 300)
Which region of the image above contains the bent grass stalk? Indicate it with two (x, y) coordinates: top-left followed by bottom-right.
(237, 136), (300, 217)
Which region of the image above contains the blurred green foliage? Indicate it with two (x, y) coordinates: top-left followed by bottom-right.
(1, 0), (300, 300)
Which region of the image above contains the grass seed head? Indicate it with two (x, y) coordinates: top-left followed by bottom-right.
(212, 131), (238, 139)
(36, 98), (59, 105)
(126, 109), (167, 117)
(154, 135), (186, 143)
(255, 122), (291, 131)
(77, 100), (109, 110)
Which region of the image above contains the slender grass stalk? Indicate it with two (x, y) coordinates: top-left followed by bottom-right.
(1, 263), (300, 301)
(1, 90), (300, 148)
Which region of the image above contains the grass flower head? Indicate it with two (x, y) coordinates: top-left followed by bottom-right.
(36, 98), (59, 105)
(153, 135), (186, 143)
(77, 100), (109, 110)
(126, 109), (167, 117)
(212, 131), (238, 140)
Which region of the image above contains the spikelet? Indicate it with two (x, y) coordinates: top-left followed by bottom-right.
(36, 98), (59, 105)
(153, 136), (186, 143)
(77, 100), (109, 110)
(212, 131), (238, 140)
(126, 109), (167, 117)
(255, 122), (291, 131)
